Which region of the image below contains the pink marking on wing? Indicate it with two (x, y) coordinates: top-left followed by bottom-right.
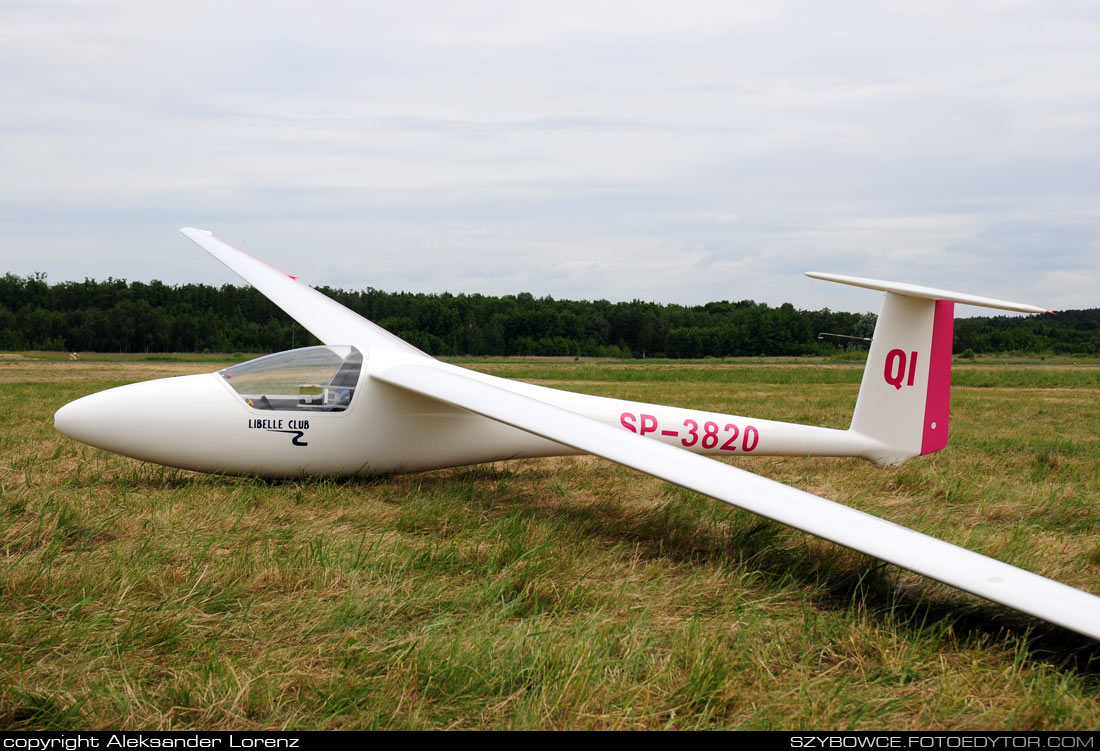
(214, 234), (299, 280)
(921, 300), (954, 455)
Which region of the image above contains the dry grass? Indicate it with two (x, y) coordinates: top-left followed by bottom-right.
(2, 355), (1100, 729)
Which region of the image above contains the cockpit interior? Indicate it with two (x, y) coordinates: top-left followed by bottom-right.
(218, 345), (363, 412)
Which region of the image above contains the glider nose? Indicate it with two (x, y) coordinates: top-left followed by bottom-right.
(53, 373), (241, 469)
(54, 393), (107, 445)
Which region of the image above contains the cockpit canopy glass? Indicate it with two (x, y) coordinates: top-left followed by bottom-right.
(218, 345), (363, 413)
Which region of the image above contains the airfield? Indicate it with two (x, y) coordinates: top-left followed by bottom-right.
(3, 353), (1100, 730)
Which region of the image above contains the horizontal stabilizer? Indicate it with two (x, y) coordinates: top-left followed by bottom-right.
(805, 272), (1050, 314)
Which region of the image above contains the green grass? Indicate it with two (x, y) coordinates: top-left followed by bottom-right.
(6, 351), (261, 363)
(2, 355), (1100, 729)
(445, 357), (1100, 389)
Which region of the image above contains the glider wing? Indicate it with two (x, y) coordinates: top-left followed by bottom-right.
(179, 228), (426, 355)
(374, 359), (1100, 640)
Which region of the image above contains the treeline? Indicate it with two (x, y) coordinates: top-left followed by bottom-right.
(1, 272), (1096, 357)
(955, 309), (1100, 356)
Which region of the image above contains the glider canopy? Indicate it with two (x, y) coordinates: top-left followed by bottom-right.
(219, 345), (363, 412)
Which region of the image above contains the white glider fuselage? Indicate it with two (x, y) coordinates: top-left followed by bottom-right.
(54, 347), (875, 478)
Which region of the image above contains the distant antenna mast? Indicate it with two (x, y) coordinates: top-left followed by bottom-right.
(822, 334), (871, 351)
(817, 332), (872, 345)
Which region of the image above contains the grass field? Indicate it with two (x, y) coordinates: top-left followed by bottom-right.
(2, 353), (1100, 730)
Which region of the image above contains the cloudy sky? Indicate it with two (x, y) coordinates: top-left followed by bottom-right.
(2, 1), (1098, 313)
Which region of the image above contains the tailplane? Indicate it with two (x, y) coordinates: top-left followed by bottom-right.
(806, 273), (1049, 466)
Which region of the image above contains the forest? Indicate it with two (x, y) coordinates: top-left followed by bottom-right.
(1, 272), (1097, 357)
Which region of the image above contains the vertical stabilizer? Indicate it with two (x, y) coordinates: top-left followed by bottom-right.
(849, 294), (954, 464)
(805, 272), (1048, 466)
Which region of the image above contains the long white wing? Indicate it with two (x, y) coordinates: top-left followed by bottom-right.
(179, 228), (426, 356)
(374, 360), (1100, 641)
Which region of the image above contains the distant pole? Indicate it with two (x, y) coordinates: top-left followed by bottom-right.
(817, 333), (872, 345)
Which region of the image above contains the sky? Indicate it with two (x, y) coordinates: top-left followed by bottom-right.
(2, 0), (1099, 314)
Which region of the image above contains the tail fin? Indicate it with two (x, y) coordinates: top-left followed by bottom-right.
(806, 273), (1050, 466)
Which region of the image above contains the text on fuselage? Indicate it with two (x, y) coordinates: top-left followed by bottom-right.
(619, 412), (759, 452)
(247, 419), (311, 430)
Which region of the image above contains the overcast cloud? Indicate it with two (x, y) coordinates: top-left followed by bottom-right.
(1, 0), (1098, 312)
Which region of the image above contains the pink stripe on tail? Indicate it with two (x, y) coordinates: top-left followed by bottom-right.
(921, 300), (954, 455)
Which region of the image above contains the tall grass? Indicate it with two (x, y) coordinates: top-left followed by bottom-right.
(2, 356), (1100, 729)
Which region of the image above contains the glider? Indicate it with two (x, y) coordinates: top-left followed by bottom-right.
(53, 228), (1100, 641)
